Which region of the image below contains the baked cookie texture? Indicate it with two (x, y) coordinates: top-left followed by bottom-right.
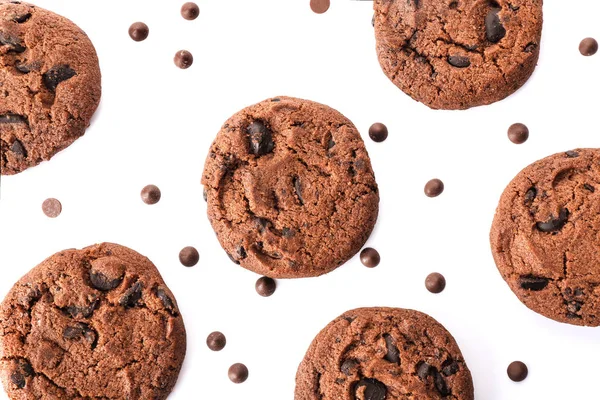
(0, 0), (101, 175)
(491, 149), (600, 326)
(295, 307), (474, 400)
(0, 243), (186, 399)
(202, 96), (379, 279)
(374, 0), (543, 110)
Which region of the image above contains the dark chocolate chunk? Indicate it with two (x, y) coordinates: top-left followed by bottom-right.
(10, 139), (26, 156)
(293, 176), (304, 205)
(65, 298), (99, 319)
(235, 245), (247, 260)
(340, 358), (359, 375)
(119, 281), (143, 308)
(417, 361), (432, 379)
(566, 150), (579, 158)
(536, 208), (569, 232)
(524, 42), (537, 53)
(524, 187), (537, 204)
(485, 9), (506, 43)
(442, 360), (459, 376)
(10, 372), (25, 389)
(584, 184), (595, 192)
(353, 378), (387, 400)
(0, 31), (26, 53)
(368, 123), (388, 143)
(448, 55), (470, 68)
(43, 65), (76, 92)
(13, 13), (31, 23)
(0, 114), (28, 124)
(433, 369), (450, 396)
(383, 334), (400, 364)
(63, 322), (98, 348)
(89, 270), (122, 291)
(519, 276), (549, 291)
(247, 121), (274, 156)
(156, 288), (177, 315)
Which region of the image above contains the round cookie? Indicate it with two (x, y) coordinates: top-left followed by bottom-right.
(0, 1), (101, 175)
(491, 149), (600, 326)
(0, 243), (186, 399)
(201, 96), (379, 278)
(295, 307), (474, 399)
(373, 0), (543, 110)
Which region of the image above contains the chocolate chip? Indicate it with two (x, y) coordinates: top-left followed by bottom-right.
(10, 139), (26, 156)
(119, 281), (143, 308)
(156, 288), (177, 315)
(247, 120), (274, 156)
(129, 22), (149, 41)
(507, 123), (529, 144)
(227, 253), (240, 264)
(0, 31), (26, 53)
(507, 361), (528, 382)
(536, 208), (569, 232)
(13, 13), (31, 23)
(368, 123), (388, 143)
(254, 217), (270, 232)
(424, 179), (444, 197)
(293, 176), (304, 205)
(524, 187), (537, 204)
(567, 301), (583, 314)
(425, 272), (446, 293)
(235, 245), (247, 260)
(65, 298), (99, 319)
(10, 372), (25, 389)
(524, 42), (537, 53)
(328, 137), (336, 149)
(360, 247), (380, 268)
(0, 114), (27, 124)
(442, 360), (459, 376)
(181, 2), (200, 20)
(207, 331), (226, 351)
(584, 184), (595, 192)
(310, 0), (330, 14)
(519, 276), (549, 291)
(579, 37), (598, 56)
(340, 358), (359, 375)
(42, 198), (62, 218)
(448, 55), (470, 68)
(179, 246), (200, 267)
(89, 270), (122, 291)
(42, 65), (76, 92)
(271, 97), (281, 102)
(433, 369), (450, 396)
(417, 361), (432, 379)
(383, 334), (400, 364)
(255, 276), (276, 297)
(15, 63), (31, 73)
(353, 378), (387, 400)
(228, 363), (249, 384)
(566, 150), (579, 158)
(141, 184), (161, 205)
(63, 322), (97, 348)
(174, 50), (194, 69)
(485, 9), (506, 43)
(17, 360), (33, 377)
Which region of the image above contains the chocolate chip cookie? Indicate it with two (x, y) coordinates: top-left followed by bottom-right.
(0, 1), (101, 175)
(374, 0), (543, 110)
(0, 243), (186, 399)
(202, 96), (379, 278)
(491, 149), (600, 326)
(295, 307), (474, 399)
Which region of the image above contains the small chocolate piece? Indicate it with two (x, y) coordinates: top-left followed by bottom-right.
(228, 363), (249, 384)
(383, 334), (400, 364)
(519, 276), (549, 291)
(507, 361), (528, 382)
(10, 139), (26, 156)
(340, 359), (358, 375)
(424, 179), (444, 197)
(579, 38), (598, 56)
(368, 123), (388, 143)
(353, 378), (387, 400)
(584, 184), (595, 192)
(255, 276), (276, 297)
(566, 150), (579, 158)
(141, 184), (161, 205)
(447, 55), (471, 68)
(425, 272), (446, 293)
(43, 65), (76, 92)
(89, 271), (122, 291)
(535, 208), (569, 233)
(42, 198), (62, 218)
(485, 9), (506, 43)
(247, 121), (274, 156)
(310, 0), (330, 14)
(442, 360), (459, 376)
(119, 281), (143, 308)
(206, 331), (226, 351)
(360, 247), (380, 268)
(524, 187), (537, 204)
(129, 22), (149, 42)
(181, 2), (200, 20)
(179, 246), (200, 267)
(508, 123), (529, 144)
(174, 50), (193, 69)
(156, 288), (177, 315)
(10, 372), (25, 389)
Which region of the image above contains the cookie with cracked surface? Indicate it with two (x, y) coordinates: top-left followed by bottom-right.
(201, 96), (379, 278)
(373, 0), (543, 110)
(0, 243), (186, 399)
(0, 1), (101, 175)
(295, 307), (474, 399)
(491, 149), (600, 326)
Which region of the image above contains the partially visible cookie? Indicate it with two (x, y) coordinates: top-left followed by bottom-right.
(0, 243), (186, 399)
(373, 0), (543, 110)
(295, 307), (474, 399)
(202, 96), (379, 278)
(491, 149), (600, 326)
(0, 1), (101, 175)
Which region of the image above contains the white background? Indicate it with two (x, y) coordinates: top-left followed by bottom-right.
(1, 0), (599, 399)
